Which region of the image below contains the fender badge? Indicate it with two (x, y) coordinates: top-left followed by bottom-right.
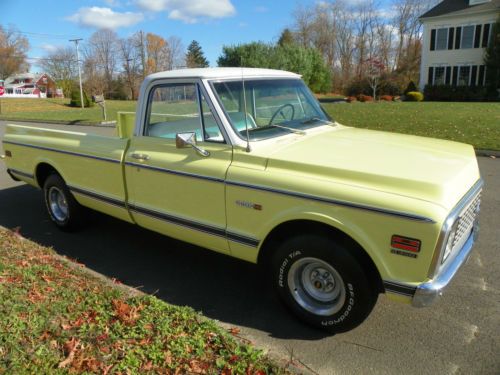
(236, 200), (262, 211)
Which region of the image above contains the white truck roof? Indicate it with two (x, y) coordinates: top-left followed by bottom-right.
(145, 67), (301, 81)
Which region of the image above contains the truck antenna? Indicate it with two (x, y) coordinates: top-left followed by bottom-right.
(241, 60), (251, 152)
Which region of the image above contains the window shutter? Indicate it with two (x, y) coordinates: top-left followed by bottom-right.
(452, 67), (458, 86)
(445, 67), (452, 85)
(430, 29), (436, 51)
(448, 28), (455, 50)
(471, 66), (478, 86)
(455, 27), (462, 49)
(474, 25), (482, 48)
(482, 24), (490, 48)
(428, 67), (434, 85)
(478, 65), (486, 86)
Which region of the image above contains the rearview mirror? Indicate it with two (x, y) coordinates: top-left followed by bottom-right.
(175, 132), (210, 157)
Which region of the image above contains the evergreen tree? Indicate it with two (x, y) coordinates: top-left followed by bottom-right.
(278, 28), (295, 47)
(485, 16), (500, 99)
(185, 40), (209, 68)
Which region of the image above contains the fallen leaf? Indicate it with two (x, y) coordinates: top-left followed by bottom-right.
(228, 327), (240, 335)
(58, 338), (80, 368)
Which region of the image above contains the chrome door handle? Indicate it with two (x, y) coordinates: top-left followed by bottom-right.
(131, 153), (150, 161)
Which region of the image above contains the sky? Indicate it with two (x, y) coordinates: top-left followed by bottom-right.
(1, 0), (392, 72)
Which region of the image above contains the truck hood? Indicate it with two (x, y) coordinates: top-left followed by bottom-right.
(264, 126), (480, 210)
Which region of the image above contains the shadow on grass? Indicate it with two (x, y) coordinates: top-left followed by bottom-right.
(0, 183), (329, 341)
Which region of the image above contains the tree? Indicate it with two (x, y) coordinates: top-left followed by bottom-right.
(146, 33), (170, 73)
(217, 42), (332, 93)
(278, 28), (295, 47)
(485, 15), (500, 98)
(85, 29), (118, 97)
(118, 36), (141, 100)
(364, 57), (385, 99)
(39, 46), (76, 97)
(0, 25), (30, 80)
(185, 40), (209, 68)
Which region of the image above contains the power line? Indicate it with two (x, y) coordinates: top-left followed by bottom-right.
(15, 30), (81, 40)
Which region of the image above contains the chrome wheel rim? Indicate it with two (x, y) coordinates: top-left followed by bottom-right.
(48, 187), (69, 222)
(288, 257), (346, 316)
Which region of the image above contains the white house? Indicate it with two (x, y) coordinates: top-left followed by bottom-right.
(419, 0), (500, 90)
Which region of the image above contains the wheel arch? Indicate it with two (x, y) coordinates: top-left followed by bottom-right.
(35, 162), (62, 188)
(257, 219), (385, 293)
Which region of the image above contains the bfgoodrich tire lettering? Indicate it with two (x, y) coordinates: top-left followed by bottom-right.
(272, 234), (378, 332)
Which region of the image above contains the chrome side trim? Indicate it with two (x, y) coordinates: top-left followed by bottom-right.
(8, 168), (35, 180)
(125, 161), (224, 183)
(427, 178), (483, 279)
(413, 227), (477, 307)
(226, 180), (436, 223)
(2, 141), (121, 164)
(68, 185), (259, 248)
(383, 280), (417, 297)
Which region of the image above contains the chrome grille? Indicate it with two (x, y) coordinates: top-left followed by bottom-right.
(443, 192), (481, 263)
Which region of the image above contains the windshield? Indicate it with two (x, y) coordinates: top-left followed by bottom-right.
(210, 78), (333, 141)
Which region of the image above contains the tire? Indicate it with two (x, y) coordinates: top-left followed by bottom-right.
(43, 173), (84, 231)
(271, 234), (378, 333)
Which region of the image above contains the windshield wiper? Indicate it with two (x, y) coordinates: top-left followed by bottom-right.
(248, 124), (306, 135)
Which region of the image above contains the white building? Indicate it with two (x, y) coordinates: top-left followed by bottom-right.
(419, 0), (500, 90)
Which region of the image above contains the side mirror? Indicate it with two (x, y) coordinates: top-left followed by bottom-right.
(175, 132), (210, 157)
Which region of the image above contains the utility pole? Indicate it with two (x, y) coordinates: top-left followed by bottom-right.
(69, 38), (84, 109)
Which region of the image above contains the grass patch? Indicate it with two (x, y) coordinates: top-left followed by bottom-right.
(1, 98), (499, 150)
(323, 101), (500, 150)
(0, 228), (285, 374)
(0, 98), (136, 124)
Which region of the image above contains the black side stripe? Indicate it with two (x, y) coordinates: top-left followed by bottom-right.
(383, 281), (417, 296)
(226, 181), (435, 223)
(69, 186), (259, 248)
(125, 161), (224, 183)
(9, 168), (35, 179)
(3, 141), (121, 164)
(226, 232), (260, 247)
(128, 203), (227, 238)
(69, 186), (126, 208)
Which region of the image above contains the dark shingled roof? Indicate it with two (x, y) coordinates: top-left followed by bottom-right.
(420, 0), (500, 19)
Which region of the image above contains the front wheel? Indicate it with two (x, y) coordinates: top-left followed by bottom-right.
(271, 234), (378, 333)
(43, 173), (85, 231)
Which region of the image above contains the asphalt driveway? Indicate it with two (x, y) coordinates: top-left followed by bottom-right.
(1, 121), (499, 374)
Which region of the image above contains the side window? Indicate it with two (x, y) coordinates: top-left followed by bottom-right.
(145, 83), (203, 141)
(200, 91), (224, 142)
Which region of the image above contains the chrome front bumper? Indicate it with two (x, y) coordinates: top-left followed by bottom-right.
(412, 225), (478, 307)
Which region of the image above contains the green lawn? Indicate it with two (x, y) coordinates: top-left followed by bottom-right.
(0, 228), (285, 374)
(1, 98), (499, 150)
(0, 98), (137, 124)
(322, 101), (500, 150)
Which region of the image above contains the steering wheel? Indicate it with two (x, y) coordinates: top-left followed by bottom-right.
(269, 104), (295, 125)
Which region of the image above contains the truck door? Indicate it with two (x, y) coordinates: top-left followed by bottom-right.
(124, 80), (232, 254)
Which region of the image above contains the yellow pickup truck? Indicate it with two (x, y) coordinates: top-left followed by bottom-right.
(1, 68), (483, 332)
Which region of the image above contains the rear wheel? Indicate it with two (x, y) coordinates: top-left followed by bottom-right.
(43, 173), (84, 231)
(271, 234), (378, 332)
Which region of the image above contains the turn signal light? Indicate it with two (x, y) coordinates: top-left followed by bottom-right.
(391, 235), (421, 253)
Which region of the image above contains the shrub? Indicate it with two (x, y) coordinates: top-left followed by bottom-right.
(405, 91), (424, 102)
(346, 96), (357, 103)
(345, 76), (401, 97)
(357, 94), (373, 102)
(404, 81), (418, 94)
(69, 89), (93, 108)
(424, 85), (491, 101)
(380, 95), (393, 101)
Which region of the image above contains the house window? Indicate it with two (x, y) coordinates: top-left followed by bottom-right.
(434, 67), (446, 85)
(458, 66), (471, 85)
(461, 26), (474, 49)
(436, 28), (448, 50)
(482, 24), (491, 48)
